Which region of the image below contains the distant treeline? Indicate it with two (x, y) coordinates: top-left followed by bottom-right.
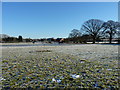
(1, 36), (24, 43)
(1, 19), (120, 44)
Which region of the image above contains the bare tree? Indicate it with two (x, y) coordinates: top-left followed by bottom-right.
(69, 29), (81, 38)
(81, 19), (105, 43)
(18, 35), (23, 42)
(69, 29), (82, 43)
(115, 22), (120, 43)
(103, 20), (120, 43)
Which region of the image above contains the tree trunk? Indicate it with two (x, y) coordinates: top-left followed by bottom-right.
(92, 36), (96, 44)
(109, 32), (112, 44)
(118, 38), (120, 44)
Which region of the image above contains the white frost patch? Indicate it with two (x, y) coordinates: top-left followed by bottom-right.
(80, 61), (85, 63)
(0, 77), (6, 81)
(107, 69), (112, 71)
(52, 78), (56, 82)
(56, 79), (62, 83)
(71, 74), (80, 79)
(52, 78), (61, 83)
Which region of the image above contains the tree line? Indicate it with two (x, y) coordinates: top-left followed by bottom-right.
(2, 36), (23, 43)
(1, 19), (120, 44)
(68, 19), (120, 44)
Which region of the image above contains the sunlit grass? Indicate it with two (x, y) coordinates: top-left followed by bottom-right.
(2, 45), (119, 88)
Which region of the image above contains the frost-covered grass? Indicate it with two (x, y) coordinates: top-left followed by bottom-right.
(2, 44), (119, 89)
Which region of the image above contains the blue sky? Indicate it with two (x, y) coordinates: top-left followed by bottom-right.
(2, 2), (118, 39)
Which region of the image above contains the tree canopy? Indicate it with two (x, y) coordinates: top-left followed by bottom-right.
(81, 19), (105, 43)
(69, 29), (81, 38)
(102, 20), (120, 43)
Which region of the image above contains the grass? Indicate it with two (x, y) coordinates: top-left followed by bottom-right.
(1, 45), (119, 89)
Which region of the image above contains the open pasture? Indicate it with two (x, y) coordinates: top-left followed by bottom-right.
(1, 44), (119, 88)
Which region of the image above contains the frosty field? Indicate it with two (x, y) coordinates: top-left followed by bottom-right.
(1, 44), (119, 88)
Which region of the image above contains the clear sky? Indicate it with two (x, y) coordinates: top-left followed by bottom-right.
(2, 2), (118, 39)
